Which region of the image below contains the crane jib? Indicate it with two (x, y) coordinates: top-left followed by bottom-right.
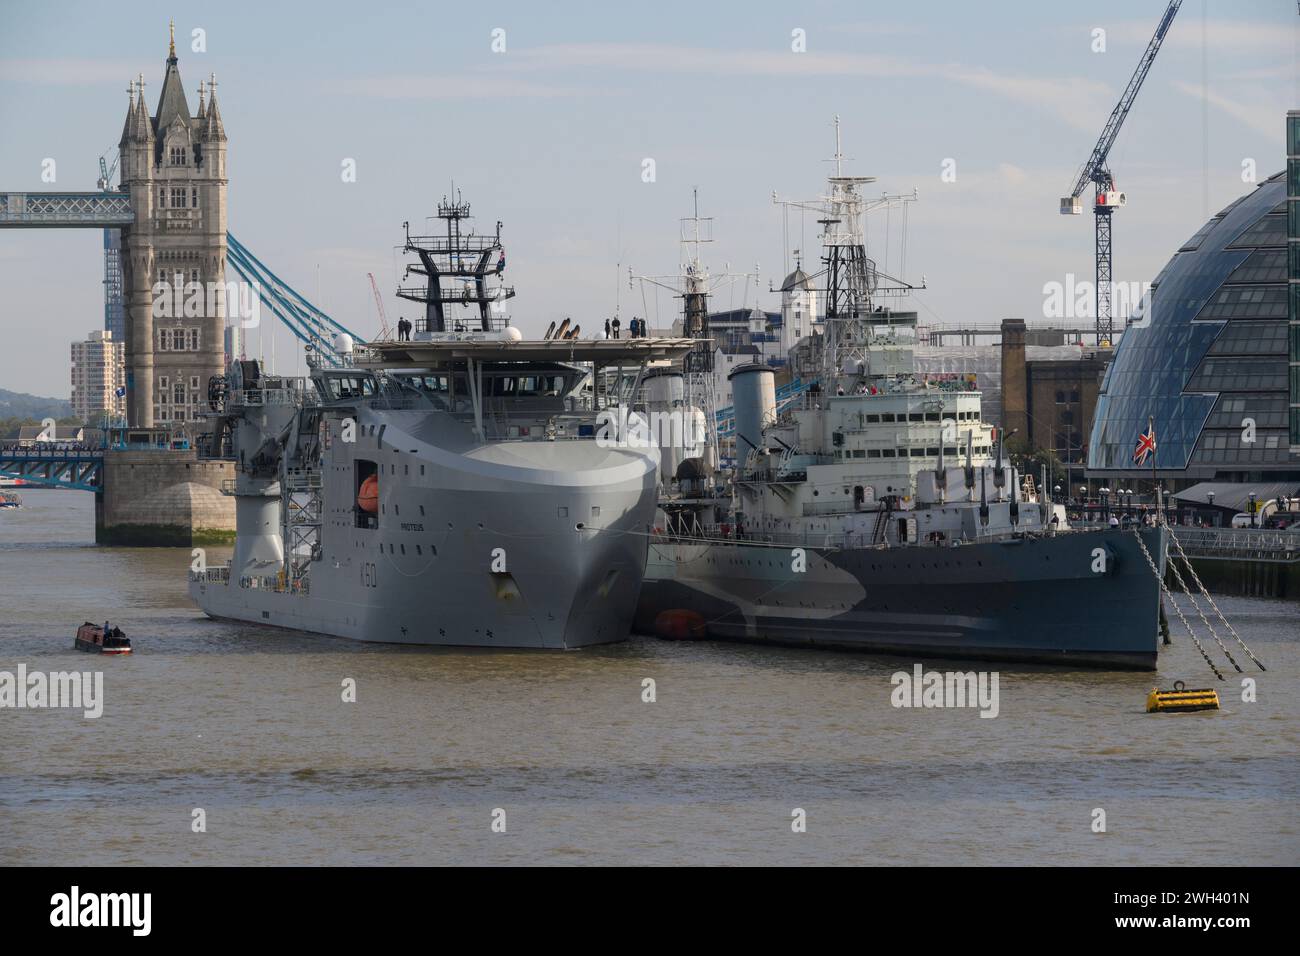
(1064, 0), (1183, 202)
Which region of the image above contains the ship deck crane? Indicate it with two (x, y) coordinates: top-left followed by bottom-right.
(1061, 0), (1182, 347)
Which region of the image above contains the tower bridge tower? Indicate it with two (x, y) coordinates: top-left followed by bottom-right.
(118, 22), (228, 429)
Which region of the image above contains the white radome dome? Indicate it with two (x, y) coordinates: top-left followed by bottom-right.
(500, 326), (523, 342)
(333, 333), (354, 354)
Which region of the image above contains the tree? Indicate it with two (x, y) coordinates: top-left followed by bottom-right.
(1004, 436), (1066, 493)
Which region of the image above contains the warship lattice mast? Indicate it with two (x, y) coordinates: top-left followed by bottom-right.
(397, 193), (516, 334)
(773, 116), (921, 388)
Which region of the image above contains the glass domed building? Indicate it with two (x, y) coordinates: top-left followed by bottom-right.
(1088, 164), (1299, 487)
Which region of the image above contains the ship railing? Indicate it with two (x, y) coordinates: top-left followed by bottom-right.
(231, 387), (301, 408)
(651, 524), (1069, 552)
(232, 571), (309, 594)
(283, 468), (322, 491)
(190, 566), (231, 583)
(801, 500), (883, 517)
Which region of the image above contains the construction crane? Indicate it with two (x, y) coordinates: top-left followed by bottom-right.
(367, 272), (393, 340)
(98, 149), (125, 354)
(97, 151), (119, 192)
(1061, 0), (1182, 347)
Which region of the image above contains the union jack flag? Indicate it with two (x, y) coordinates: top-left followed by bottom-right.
(1133, 421), (1157, 466)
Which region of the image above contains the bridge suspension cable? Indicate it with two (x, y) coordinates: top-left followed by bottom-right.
(225, 232), (361, 367)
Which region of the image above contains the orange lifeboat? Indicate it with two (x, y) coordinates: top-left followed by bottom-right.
(357, 474), (379, 513)
(653, 609), (706, 641)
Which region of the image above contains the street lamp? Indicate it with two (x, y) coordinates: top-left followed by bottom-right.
(1206, 490), (1216, 527)
(1100, 485), (1111, 521)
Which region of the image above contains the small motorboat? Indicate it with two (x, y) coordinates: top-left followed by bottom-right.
(75, 622), (132, 655)
(0, 490), (20, 509)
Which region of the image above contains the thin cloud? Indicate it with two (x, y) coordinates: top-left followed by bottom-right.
(1171, 79), (1286, 139)
(332, 73), (601, 100)
(1104, 19), (1295, 54)
(499, 43), (1111, 132)
(0, 58), (143, 86)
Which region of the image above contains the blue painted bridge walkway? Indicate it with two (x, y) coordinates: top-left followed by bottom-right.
(0, 446), (104, 492)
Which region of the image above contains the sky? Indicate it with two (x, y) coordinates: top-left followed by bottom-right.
(0, 0), (1296, 398)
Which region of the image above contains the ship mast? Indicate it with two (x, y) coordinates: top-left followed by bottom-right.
(773, 116), (921, 388)
(397, 192), (516, 335)
(630, 190), (758, 470)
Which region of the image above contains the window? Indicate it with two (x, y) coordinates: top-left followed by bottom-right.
(1195, 285), (1287, 321)
(169, 146), (187, 166)
(191, 186), (198, 207)
(170, 187), (186, 208)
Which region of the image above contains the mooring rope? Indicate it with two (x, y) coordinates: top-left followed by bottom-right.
(1132, 529), (1223, 681)
(1164, 546), (1241, 673)
(1166, 527), (1267, 671)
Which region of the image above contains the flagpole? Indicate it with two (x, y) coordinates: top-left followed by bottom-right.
(1150, 414), (1160, 525)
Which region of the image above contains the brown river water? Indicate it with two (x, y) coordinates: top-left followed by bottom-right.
(1, 491), (1296, 865)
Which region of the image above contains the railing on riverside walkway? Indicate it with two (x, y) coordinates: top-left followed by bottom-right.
(1170, 526), (1300, 562)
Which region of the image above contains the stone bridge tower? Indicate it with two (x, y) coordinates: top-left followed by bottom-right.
(118, 22), (228, 429)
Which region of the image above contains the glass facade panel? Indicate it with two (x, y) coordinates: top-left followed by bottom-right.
(1187, 357), (1287, 391)
(1206, 321), (1288, 355)
(1288, 115), (1300, 157)
(1194, 284), (1287, 320)
(1227, 248), (1287, 283)
(1088, 176), (1289, 472)
(1227, 213), (1286, 249)
(1205, 393), (1287, 429)
(1178, 219), (1217, 252)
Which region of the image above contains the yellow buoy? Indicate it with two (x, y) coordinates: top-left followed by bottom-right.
(1146, 680), (1220, 713)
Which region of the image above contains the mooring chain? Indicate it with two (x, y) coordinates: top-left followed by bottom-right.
(1132, 530), (1224, 681)
(1167, 527), (1267, 671)
(1164, 547), (1242, 673)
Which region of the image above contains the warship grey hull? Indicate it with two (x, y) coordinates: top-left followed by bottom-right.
(191, 409), (657, 649)
(636, 526), (1166, 669)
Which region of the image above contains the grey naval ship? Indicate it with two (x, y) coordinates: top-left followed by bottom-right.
(634, 143), (1167, 669)
(190, 197), (693, 648)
